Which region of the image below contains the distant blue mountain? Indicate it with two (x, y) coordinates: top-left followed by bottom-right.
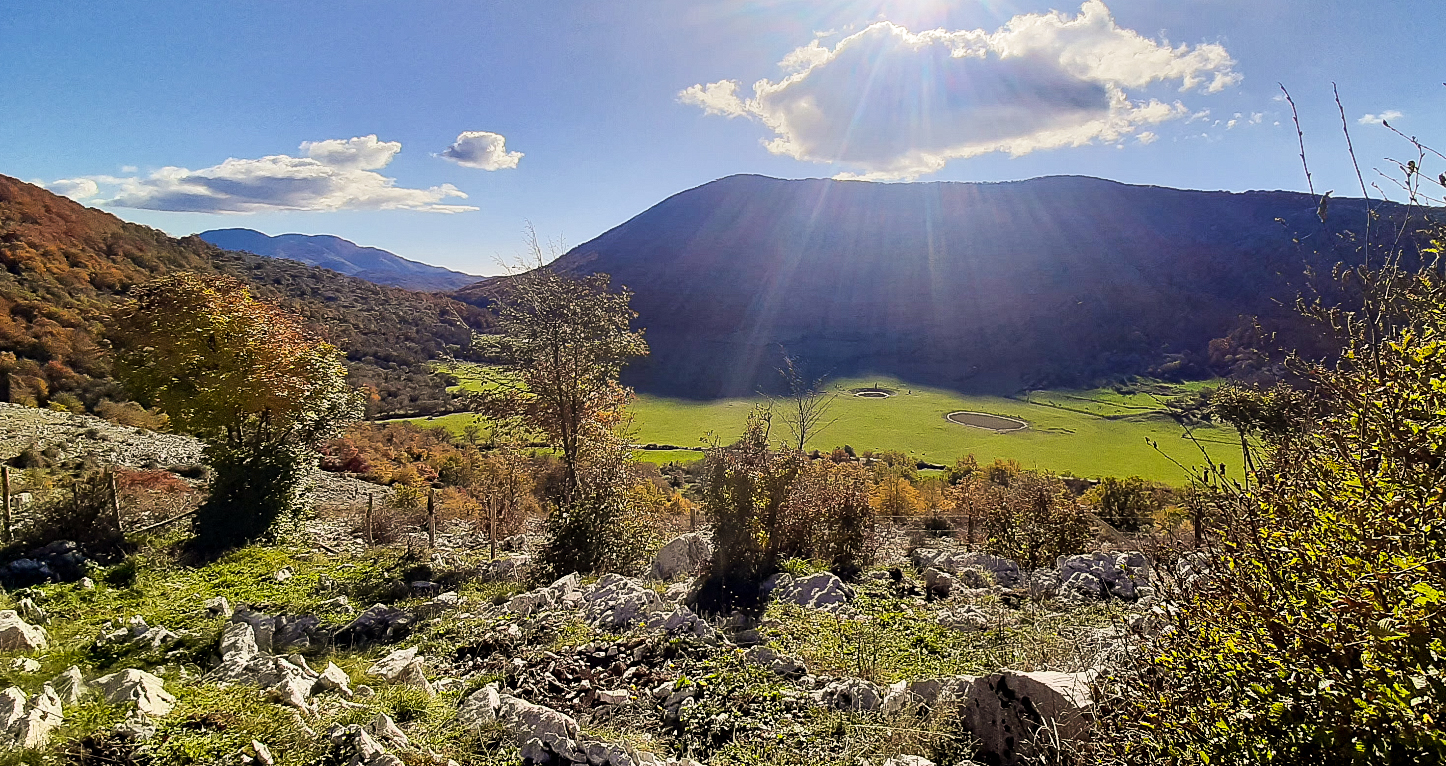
(198, 228), (480, 291)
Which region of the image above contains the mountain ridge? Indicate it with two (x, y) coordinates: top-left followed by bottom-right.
(199, 228), (480, 292)
(456, 173), (1436, 398)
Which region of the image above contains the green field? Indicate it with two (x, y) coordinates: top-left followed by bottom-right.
(408, 365), (1240, 483)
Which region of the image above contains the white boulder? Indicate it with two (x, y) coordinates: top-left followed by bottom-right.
(650, 533), (711, 580)
(94, 669), (175, 717)
(0, 612), (47, 652)
(773, 572), (854, 611)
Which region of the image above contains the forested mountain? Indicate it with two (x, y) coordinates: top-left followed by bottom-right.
(456, 174), (1438, 397)
(199, 228), (480, 291)
(0, 175), (490, 417)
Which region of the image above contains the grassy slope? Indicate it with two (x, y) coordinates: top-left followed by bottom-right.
(421, 365), (1240, 482)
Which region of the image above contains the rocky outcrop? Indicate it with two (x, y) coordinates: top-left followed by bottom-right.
(333, 604), (415, 646)
(960, 670), (1095, 765)
(771, 572), (854, 611)
(742, 646), (806, 679)
(881, 676), (976, 717)
(94, 669), (175, 717)
(817, 678), (884, 712)
(650, 534), (711, 581)
(0, 684), (63, 749)
(912, 550), (1022, 588)
(1056, 553), (1151, 601)
(583, 575), (662, 630)
(0, 541), (91, 587)
(0, 612), (47, 652)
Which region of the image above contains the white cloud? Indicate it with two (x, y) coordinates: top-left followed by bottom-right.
(45, 136), (475, 214)
(438, 131), (524, 170)
(300, 135), (401, 169)
(679, 0), (1239, 179)
(1358, 110), (1403, 125)
(1136, 131), (1159, 145)
(41, 178), (100, 200)
(678, 80), (749, 118)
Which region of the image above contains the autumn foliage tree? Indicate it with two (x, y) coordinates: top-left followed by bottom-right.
(112, 273), (360, 551)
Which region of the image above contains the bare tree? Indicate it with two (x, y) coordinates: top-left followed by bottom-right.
(775, 350), (837, 453)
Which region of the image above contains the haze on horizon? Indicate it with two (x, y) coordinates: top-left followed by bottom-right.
(2, 0), (1440, 275)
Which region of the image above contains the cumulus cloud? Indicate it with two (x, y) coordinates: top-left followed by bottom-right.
(46, 136), (475, 214)
(439, 131), (524, 170)
(1358, 110), (1403, 125)
(42, 178), (100, 200)
(679, 0), (1240, 179)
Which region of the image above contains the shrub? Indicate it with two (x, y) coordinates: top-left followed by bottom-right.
(1082, 476), (1158, 534)
(975, 470), (1092, 568)
(15, 472), (126, 561)
(1101, 238), (1446, 762)
(538, 426), (650, 577)
(699, 408), (878, 608)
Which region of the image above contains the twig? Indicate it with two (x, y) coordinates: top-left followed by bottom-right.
(128, 508), (196, 534)
(1280, 84), (1314, 196)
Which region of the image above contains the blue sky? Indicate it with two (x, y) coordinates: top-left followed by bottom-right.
(2, 1), (1440, 275)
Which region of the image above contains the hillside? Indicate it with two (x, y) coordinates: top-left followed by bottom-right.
(457, 174), (1435, 397)
(199, 228), (480, 292)
(0, 175), (490, 418)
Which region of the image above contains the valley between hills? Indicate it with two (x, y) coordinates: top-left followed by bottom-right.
(0, 167), (1442, 766)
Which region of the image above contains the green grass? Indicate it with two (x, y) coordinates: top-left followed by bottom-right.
(419, 364), (1240, 482)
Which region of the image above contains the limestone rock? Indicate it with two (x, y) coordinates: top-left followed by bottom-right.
(366, 712), (409, 746)
(922, 567), (957, 598)
(583, 575), (662, 631)
(912, 550), (1022, 587)
(506, 573), (583, 617)
(650, 533), (711, 580)
(881, 676), (975, 717)
(395, 660), (434, 697)
(335, 604), (414, 646)
(0, 611), (47, 652)
(0, 687), (27, 732)
(773, 572), (854, 611)
(12, 685), (62, 748)
(962, 670), (1094, 764)
(313, 662), (354, 697)
(94, 669), (176, 717)
(49, 666), (86, 705)
(742, 646), (806, 679)
(819, 678), (883, 713)
(204, 596), (233, 618)
(1056, 553), (1150, 601)
(366, 647), (421, 682)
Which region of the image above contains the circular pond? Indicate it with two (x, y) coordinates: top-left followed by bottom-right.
(945, 411), (1028, 432)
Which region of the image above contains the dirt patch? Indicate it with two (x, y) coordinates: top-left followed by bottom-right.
(946, 411), (1028, 432)
(851, 387), (895, 398)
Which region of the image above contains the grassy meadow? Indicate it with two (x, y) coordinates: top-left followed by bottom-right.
(410, 364), (1241, 483)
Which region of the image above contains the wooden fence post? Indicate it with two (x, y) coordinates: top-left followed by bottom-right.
(427, 488), (436, 549)
(109, 470), (123, 533)
(365, 493), (374, 546)
(1, 466), (10, 544)
(488, 497), (498, 561)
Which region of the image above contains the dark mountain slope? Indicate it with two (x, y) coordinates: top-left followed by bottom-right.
(0, 175), (489, 417)
(199, 228), (480, 291)
(468, 174), (1429, 397)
